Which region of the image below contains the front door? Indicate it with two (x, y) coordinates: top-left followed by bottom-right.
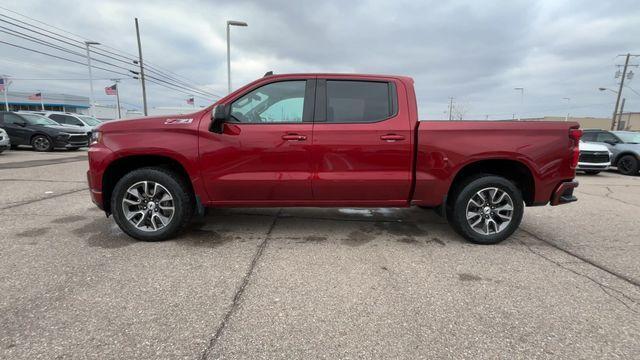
(1, 113), (31, 145)
(311, 79), (413, 206)
(198, 78), (316, 205)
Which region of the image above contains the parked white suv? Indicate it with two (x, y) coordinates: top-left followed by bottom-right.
(577, 141), (611, 175)
(31, 111), (101, 134)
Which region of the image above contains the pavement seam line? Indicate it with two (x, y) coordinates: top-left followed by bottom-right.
(199, 208), (282, 360)
(0, 156), (87, 170)
(519, 239), (639, 315)
(520, 228), (640, 288)
(0, 187), (88, 210)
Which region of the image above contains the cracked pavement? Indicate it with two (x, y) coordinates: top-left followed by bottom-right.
(0, 150), (639, 359)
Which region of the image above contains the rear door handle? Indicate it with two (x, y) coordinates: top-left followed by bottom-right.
(282, 134), (307, 141)
(380, 134), (405, 142)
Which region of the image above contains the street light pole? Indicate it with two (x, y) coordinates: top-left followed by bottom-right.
(84, 41), (100, 116)
(226, 20), (248, 94)
(514, 87), (524, 121)
(448, 97), (454, 121)
(563, 97), (570, 121)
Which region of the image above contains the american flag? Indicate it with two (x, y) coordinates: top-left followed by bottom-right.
(28, 92), (42, 100)
(0, 78), (5, 92)
(186, 97), (194, 105)
(105, 84), (117, 95)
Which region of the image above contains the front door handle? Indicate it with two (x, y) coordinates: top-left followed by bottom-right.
(380, 134), (405, 142)
(282, 134), (307, 141)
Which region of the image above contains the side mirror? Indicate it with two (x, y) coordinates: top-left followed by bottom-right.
(209, 104), (228, 134)
(604, 140), (618, 146)
(17, 121), (27, 127)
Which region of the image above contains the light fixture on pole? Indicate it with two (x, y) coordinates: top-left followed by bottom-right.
(514, 87), (524, 121)
(562, 97), (570, 121)
(84, 41), (100, 116)
(226, 20), (248, 94)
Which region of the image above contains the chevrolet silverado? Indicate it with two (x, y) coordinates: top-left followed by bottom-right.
(87, 73), (582, 244)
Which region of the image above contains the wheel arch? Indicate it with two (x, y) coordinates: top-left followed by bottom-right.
(102, 155), (195, 214)
(613, 151), (639, 166)
(447, 159), (535, 206)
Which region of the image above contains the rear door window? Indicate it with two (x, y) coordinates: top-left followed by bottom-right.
(325, 81), (395, 123)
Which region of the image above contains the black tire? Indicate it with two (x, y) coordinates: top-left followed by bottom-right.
(31, 135), (53, 152)
(617, 155), (639, 176)
(111, 167), (194, 241)
(447, 175), (524, 245)
(584, 170), (601, 175)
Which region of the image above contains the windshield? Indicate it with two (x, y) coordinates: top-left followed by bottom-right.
(21, 114), (59, 126)
(615, 132), (640, 144)
(79, 115), (102, 126)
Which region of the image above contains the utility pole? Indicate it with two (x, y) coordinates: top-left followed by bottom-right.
(617, 98), (626, 130)
(39, 90), (44, 110)
(2, 75), (9, 111)
(611, 54), (631, 130)
(135, 18), (148, 116)
(112, 79), (122, 119)
(448, 97), (454, 121)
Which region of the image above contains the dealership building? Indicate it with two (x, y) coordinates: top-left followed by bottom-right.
(2, 90), (89, 112)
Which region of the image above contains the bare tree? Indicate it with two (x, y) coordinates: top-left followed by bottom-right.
(451, 102), (469, 120)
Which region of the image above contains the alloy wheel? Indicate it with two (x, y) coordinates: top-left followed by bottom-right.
(465, 187), (514, 235)
(33, 136), (50, 151)
(122, 181), (175, 232)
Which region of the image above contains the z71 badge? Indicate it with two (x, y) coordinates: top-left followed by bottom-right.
(164, 118), (193, 125)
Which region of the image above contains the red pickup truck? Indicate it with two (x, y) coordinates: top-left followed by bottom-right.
(87, 73), (581, 244)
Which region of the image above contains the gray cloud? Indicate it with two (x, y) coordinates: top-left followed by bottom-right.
(1, 0), (639, 118)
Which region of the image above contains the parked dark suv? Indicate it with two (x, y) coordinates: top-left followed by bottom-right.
(0, 111), (89, 151)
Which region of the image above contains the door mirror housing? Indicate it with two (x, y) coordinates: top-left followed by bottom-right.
(604, 139), (618, 146)
(210, 104), (228, 134)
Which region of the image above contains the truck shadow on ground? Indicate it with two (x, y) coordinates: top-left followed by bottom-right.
(74, 207), (467, 249)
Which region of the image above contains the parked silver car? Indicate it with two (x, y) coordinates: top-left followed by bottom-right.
(28, 111), (101, 134)
(582, 130), (640, 175)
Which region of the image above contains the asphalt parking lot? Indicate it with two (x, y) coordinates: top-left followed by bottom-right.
(0, 149), (639, 359)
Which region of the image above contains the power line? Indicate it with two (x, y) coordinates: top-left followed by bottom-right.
(0, 40), (134, 78)
(0, 23), (220, 98)
(0, 7), (220, 97)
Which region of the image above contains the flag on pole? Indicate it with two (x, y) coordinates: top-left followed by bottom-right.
(186, 96), (194, 105)
(28, 92), (42, 100)
(0, 78), (5, 92)
(105, 84), (117, 95)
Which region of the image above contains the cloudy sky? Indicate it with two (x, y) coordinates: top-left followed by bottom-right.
(1, 0), (639, 119)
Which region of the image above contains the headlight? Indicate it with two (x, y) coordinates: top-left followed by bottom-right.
(90, 131), (102, 145)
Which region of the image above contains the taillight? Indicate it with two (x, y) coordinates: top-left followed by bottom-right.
(569, 128), (583, 141)
(569, 128), (582, 169)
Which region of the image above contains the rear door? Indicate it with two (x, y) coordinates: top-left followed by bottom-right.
(198, 78), (316, 204)
(311, 78), (413, 205)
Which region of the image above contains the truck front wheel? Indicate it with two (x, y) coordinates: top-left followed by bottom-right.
(111, 167), (194, 241)
(448, 175), (524, 245)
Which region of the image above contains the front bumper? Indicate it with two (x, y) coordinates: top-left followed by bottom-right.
(53, 134), (90, 148)
(577, 161), (610, 170)
(550, 181), (579, 206)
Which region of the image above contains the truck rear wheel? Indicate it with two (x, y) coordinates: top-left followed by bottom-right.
(111, 167), (194, 241)
(448, 175), (524, 245)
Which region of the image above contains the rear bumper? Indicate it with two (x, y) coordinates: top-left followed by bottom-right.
(550, 181), (579, 206)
